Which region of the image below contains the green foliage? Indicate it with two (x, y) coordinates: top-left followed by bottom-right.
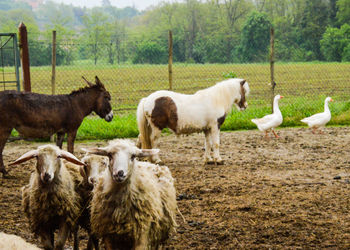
(222, 72), (237, 79)
(237, 11), (272, 63)
(321, 24), (350, 62)
(336, 0), (350, 25)
(132, 40), (167, 64)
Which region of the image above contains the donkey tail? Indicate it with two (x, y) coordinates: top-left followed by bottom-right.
(136, 98), (152, 149)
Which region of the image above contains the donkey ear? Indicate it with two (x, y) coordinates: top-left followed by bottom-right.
(95, 76), (105, 88)
(82, 76), (93, 87)
(240, 80), (246, 86)
(137, 149), (160, 157)
(9, 150), (38, 166)
(59, 150), (85, 166)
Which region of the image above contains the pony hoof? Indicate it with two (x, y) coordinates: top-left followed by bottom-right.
(215, 160), (225, 165)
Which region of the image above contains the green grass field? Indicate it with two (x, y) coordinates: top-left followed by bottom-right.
(3, 62), (350, 140)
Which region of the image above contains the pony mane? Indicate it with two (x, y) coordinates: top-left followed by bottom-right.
(196, 78), (248, 113)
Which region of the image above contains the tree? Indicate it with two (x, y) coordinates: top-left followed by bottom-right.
(320, 24), (350, 61)
(336, 0), (350, 26)
(82, 10), (110, 65)
(237, 11), (271, 62)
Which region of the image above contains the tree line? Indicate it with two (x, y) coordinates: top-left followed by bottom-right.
(0, 0), (349, 66)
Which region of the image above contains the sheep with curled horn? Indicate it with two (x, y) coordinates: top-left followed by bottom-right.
(11, 145), (86, 250)
(85, 139), (178, 250)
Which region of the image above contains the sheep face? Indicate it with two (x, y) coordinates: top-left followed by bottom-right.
(80, 155), (108, 185)
(83, 140), (159, 184)
(10, 145), (86, 184)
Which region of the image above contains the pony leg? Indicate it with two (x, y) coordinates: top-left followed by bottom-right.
(0, 128), (12, 177)
(204, 130), (213, 164)
(209, 127), (224, 165)
(150, 127), (162, 164)
(67, 130), (77, 154)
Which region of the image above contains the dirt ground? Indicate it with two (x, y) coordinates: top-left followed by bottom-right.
(1, 127), (350, 249)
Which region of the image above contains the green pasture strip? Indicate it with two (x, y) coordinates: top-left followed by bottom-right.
(6, 62), (349, 139)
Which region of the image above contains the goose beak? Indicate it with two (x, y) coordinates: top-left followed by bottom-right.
(330, 98), (334, 102)
(280, 96), (284, 99)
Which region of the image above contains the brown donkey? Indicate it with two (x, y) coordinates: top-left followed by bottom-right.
(0, 76), (113, 177)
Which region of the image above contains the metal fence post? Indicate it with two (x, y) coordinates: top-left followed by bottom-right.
(168, 30), (173, 90)
(270, 27), (275, 112)
(18, 22), (31, 92)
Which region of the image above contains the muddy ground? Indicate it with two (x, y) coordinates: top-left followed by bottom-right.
(1, 127), (350, 249)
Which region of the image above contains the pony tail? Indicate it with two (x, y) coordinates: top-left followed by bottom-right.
(136, 98), (152, 149)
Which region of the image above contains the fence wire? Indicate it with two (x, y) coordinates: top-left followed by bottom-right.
(8, 31), (350, 140)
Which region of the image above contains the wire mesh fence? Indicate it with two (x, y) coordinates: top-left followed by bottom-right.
(7, 30), (350, 140)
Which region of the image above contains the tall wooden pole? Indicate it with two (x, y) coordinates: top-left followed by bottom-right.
(270, 27), (275, 112)
(168, 30), (173, 90)
(51, 30), (56, 95)
(50, 30), (57, 143)
(18, 22), (31, 92)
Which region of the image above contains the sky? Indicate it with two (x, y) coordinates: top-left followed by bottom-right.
(51, 0), (169, 11)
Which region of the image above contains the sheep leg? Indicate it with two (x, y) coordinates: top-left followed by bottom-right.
(40, 230), (54, 250)
(134, 227), (149, 250)
(73, 227), (79, 250)
(54, 222), (70, 250)
(0, 128), (11, 177)
(67, 130), (77, 154)
(56, 132), (65, 149)
(204, 130), (213, 164)
(103, 237), (114, 250)
(87, 234), (99, 250)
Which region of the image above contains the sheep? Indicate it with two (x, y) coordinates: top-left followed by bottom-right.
(66, 154), (108, 250)
(0, 232), (40, 250)
(10, 144), (86, 250)
(84, 139), (178, 250)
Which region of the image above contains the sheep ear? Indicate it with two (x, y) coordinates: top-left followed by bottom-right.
(9, 150), (38, 166)
(82, 147), (110, 157)
(59, 150), (85, 166)
(137, 149), (160, 157)
(79, 165), (87, 179)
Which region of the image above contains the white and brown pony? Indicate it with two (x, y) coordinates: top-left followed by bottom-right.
(136, 78), (249, 164)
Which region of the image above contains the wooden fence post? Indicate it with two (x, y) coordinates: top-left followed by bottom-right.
(168, 30), (173, 90)
(18, 22), (31, 92)
(51, 30), (56, 95)
(50, 30), (57, 143)
(270, 27), (276, 112)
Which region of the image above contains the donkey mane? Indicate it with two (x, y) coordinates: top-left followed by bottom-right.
(69, 84), (104, 96)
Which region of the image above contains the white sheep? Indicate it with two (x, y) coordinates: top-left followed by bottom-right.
(0, 232), (40, 250)
(10, 144), (86, 250)
(66, 154), (108, 250)
(84, 139), (178, 250)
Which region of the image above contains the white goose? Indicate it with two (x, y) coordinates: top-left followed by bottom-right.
(252, 95), (284, 138)
(301, 97), (333, 134)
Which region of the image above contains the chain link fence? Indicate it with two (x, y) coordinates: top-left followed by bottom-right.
(8, 30), (350, 139)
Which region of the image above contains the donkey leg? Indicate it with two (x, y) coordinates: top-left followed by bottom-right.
(67, 131), (77, 154)
(210, 127), (224, 165)
(56, 132), (65, 149)
(150, 127), (162, 164)
(204, 130), (213, 164)
(0, 128), (12, 177)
